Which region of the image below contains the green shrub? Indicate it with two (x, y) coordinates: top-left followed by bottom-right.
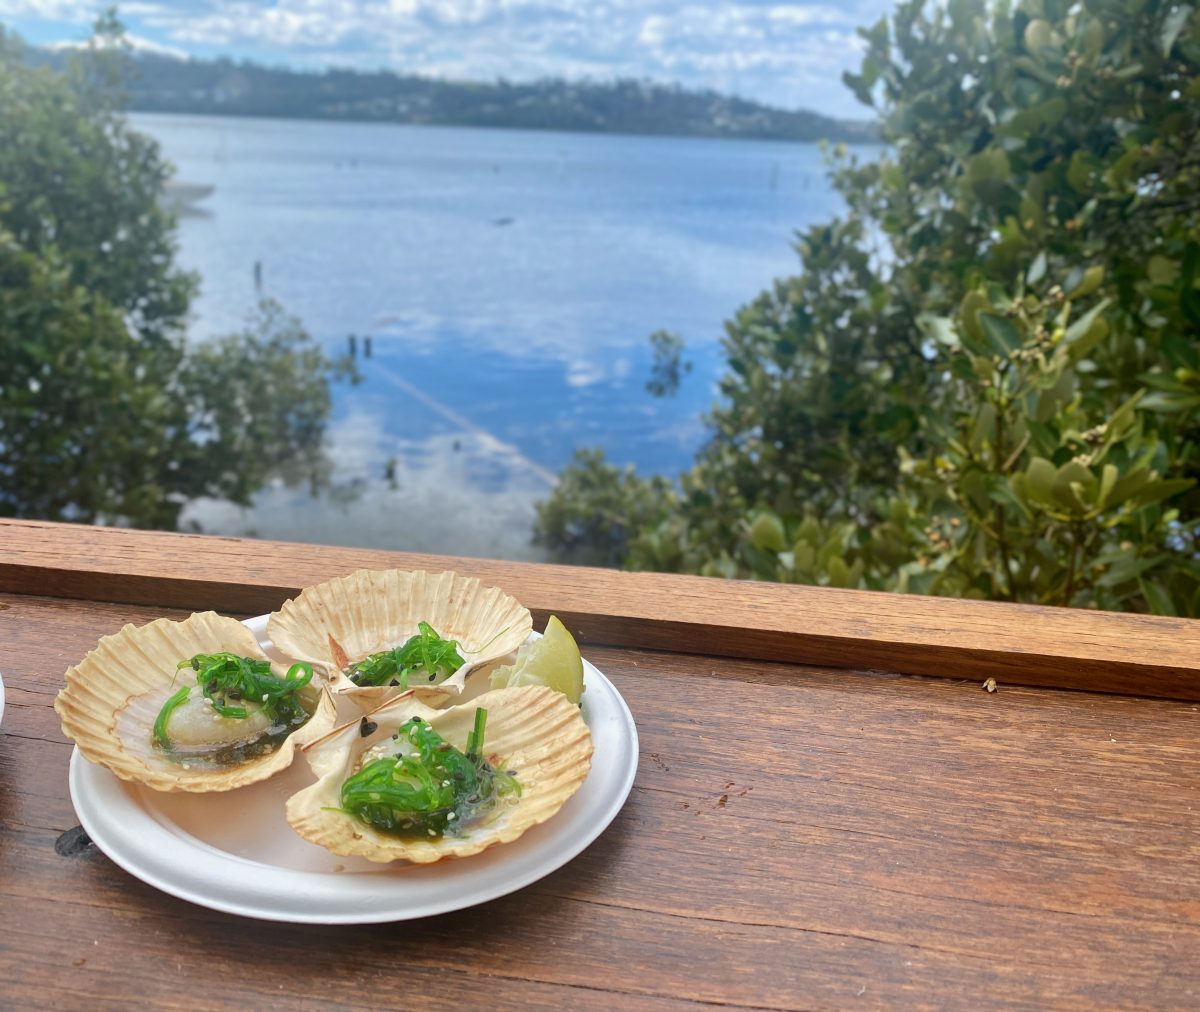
(538, 0), (1200, 614)
(0, 17), (346, 528)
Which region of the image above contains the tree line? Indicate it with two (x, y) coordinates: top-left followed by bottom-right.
(29, 47), (878, 144)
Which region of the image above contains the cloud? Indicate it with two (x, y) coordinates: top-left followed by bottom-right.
(0, 0), (97, 19)
(4, 0), (892, 117)
(46, 30), (190, 59)
(181, 421), (551, 559)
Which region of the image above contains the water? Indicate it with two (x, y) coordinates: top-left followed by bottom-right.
(131, 113), (857, 560)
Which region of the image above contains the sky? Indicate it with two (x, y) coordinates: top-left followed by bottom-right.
(0, 1), (891, 119)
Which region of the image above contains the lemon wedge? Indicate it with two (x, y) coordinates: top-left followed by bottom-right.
(489, 615), (584, 704)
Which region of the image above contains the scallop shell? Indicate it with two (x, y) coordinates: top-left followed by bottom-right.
(55, 611), (337, 792)
(286, 685), (592, 863)
(267, 568), (533, 708)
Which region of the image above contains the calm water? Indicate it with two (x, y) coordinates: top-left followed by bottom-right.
(132, 113), (857, 559)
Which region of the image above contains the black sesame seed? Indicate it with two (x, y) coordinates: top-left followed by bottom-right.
(359, 718), (378, 737)
(389, 678), (399, 687)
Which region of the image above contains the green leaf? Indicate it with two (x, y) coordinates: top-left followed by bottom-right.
(1005, 97), (1068, 136)
(1026, 251), (1048, 285)
(959, 290), (991, 355)
(842, 71), (871, 106)
(825, 556), (851, 588)
(1129, 478), (1196, 508)
(1068, 318), (1109, 359)
(1064, 298), (1111, 345)
(862, 15), (888, 49)
(1081, 18), (1105, 63)
(1066, 265), (1104, 299)
(1024, 18), (1057, 53)
(1106, 146), (1141, 188)
(1140, 578), (1177, 617)
(1097, 555), (1166, 588)
(970, 402), (997, 453)
(1067, 150), (1096, 192)
(966, 148), (1012, 184)
(816, 534), (838, 570)
(978, 312), (1024, 356)
(1097, 464), (1118, 511)
(1013, 55), (1060, 84)
(749, 511), (787, 553)
(1019, 194), (1045, 235)
(987, 475), (1033, 520)
(1147, 256), (1179, 286)
(860, 56), (881, 89)
(1139, 391), (1200, 413)
(795, 516), (821, 546)
(1184, 288), (1200, 326)
(1107, 391), (1143, 437)
(1024, 457), (1057, 501)
(918, 313), (958, 347)
(1160, 4), (1193, 56)
(1052, 460), (1096, 512)
(791, 541), (816, 572)
(1104, 467), (1152, 509)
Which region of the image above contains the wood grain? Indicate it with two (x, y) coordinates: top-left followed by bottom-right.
(3, 592), (1200, 1008)
(2, 519), (1199, 699)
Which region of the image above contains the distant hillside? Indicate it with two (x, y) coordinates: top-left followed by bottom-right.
(50, 49), (879, 143)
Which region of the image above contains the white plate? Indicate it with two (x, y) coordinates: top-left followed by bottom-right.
(69, 615), (638, 923)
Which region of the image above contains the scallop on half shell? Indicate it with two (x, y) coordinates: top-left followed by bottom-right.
(286, 685), (592, 863)
(266, 569), (532, 708)
(55, 611), (337, 792)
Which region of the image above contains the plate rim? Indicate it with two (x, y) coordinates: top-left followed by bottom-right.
(68, 616), (638, 924)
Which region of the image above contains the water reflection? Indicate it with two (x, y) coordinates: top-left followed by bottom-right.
(183, 417), (552, 561)
(134, 113), (861, 555)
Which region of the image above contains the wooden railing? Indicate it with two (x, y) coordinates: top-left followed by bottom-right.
(4, 519), (1199, 698)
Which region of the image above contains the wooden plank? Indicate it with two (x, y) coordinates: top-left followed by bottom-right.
(4, 593), (1200, 1008)
(1, 518), (1198, 698)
